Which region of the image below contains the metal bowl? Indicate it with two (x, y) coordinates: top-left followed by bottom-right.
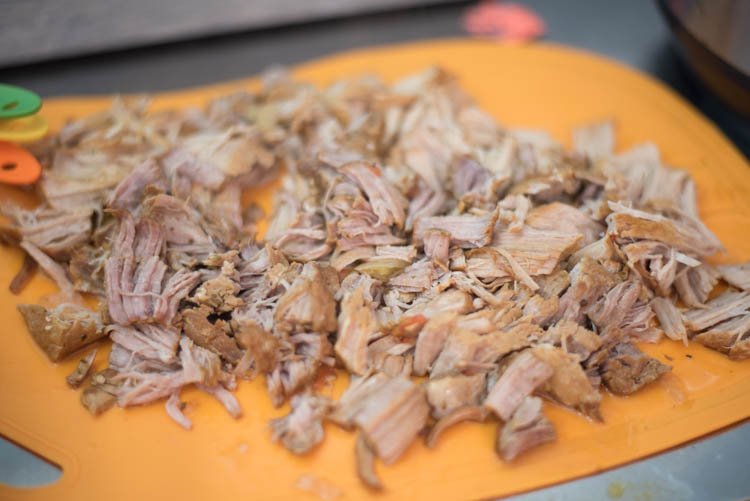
(658, 0), (750, 116)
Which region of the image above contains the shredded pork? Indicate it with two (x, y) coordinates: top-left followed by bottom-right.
(8, 67), (749, 486)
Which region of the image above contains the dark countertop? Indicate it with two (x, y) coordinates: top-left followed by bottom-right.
(2, 0), (749, 498)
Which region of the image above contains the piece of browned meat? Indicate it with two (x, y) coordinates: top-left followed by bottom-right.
(423, 229), (451, 268)
(9, 252), (37, 295)
(404, 289), (474, 319)
(621, 302), (662, 343)
(355, 257), (411, 282)
(729, 337), (750, 360)
(165, 391), (192, 430)
(651, 297), (687, 344)
(683, 291), (750, 332)
(68, 245), (107, 295)
(692, 314), (750, 360)
(536, 270), (570, 299)
(586, 281), (641, 334)
(141, 193), (215, 251)
(607, 203), (722, 257)
(340, 161), (408, 229)
(274, 263), (338, 334)
(522, 294), (560, 327)
(526, 202), (604, 246)
(157, 269), (203, 324)
(413, 312), (456, 376)
(66, 349), (97, 389)
(529, 344), (602, 420)
(388, 260), (438, 293)
(80, 369), (120, 416)
(104, 214), (168, 325)
(456, 308), (516, 335)
(235, 320), (279, 374)
(484, 350), (552, 420)
(18, 303), (105, 362)
(426, 405), (488, 448)
(497, 194), (531, 232)
(601, 342), (671, 395)
(20, 240), (76, 298)
(618, 240), (686, 296)
(5, 206), (93, 257)
(674, 264), (720, 308)
(265, 332), (334, 407)
(491, 227), (582, 279)
(465, 247), (539, 291)
(542, 320), (603, 360)
(366, 335), (413, 377)
(453, 157), (492, 206)
(270, 394), (332, 454)
(107, 158), (165, 211)
(573, 120), (614, 159)
(107, 324), (181, 364)
(497, 396), (556, 461)
(329, 373), (391, 428)
(335, 284), (378, 375)
(355, 434), (383, 490)
(717, 263), (750, 291)
(413, 212), (497, 248)
(557, 257), (618, 324)
(117, 337), (223, 407)
(426, 373), (486, 418)
(190, 261), (243, 313)
(350, 375), (429, 464)
(182, 306), (243, 363)
(332, 247), (375, 272)
(430, 326), (534, 379)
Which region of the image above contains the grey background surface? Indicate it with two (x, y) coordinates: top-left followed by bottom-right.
(2, 0), (749, 499)
(0, 0), (458, 67)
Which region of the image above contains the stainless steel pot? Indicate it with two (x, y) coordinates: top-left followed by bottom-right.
(658, 0), (750, 115)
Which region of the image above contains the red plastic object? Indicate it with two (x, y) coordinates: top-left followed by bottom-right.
(463, 1), (546, 42)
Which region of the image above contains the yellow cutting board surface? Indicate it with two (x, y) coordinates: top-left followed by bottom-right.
(1, 39), (750, 501)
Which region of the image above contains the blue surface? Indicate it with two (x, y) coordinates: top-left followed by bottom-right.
(0, 439), (60, 487)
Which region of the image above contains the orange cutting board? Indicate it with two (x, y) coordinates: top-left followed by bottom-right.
(1, 39), (750, 501)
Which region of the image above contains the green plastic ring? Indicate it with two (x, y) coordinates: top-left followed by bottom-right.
(0, 84), (42, 119)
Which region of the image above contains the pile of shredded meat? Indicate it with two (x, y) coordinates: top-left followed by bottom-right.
(6, 68), (750, 487)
